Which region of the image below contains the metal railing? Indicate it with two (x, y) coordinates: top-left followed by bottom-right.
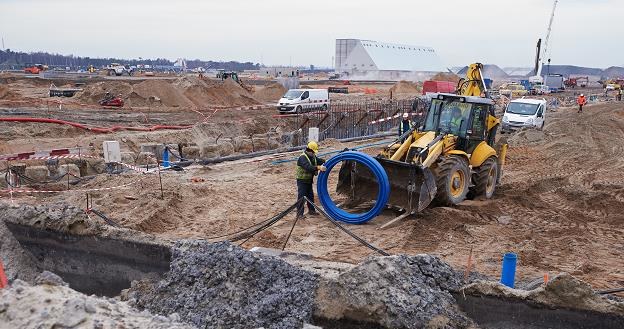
(277, 98), (428, 147)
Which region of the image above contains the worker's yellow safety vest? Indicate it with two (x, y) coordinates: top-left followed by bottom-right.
(295, 153), (316, 181)
(450, 116), (462, 130)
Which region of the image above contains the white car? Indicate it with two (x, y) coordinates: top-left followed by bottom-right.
(502, 98), (547, 133)
(277, 89), (329, 114)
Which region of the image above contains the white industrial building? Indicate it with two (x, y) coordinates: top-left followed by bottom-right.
(335, 39), (446, 80)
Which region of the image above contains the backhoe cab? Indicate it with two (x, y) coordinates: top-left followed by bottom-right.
(337, 63), (508, 216)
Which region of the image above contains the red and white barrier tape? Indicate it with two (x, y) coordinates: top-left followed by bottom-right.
(369, 112), (421, 125)
(0, 177), (141, 194)
(0, 148), (87, 161)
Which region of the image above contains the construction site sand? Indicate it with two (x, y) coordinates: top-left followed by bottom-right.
(253, 82), (287, 102)
(431, 72), (461, 83)
(74, 76), (261, 108)
(16, 101), (621, 295)
(389, 80), (420, 94)
(1, 79), (622, 294)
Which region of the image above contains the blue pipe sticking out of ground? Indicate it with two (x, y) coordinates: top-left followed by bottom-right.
(316, 151), (390, 224)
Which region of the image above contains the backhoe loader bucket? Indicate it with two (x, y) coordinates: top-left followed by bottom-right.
(337, 158), (437, 213)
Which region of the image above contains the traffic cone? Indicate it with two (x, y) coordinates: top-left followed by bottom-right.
(0, 260), (7, 288)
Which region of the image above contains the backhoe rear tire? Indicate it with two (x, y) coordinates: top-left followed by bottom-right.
(470, 157), (498, 200)
(433, 156), (470, 206)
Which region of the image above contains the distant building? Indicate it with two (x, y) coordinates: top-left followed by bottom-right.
(334, 39), (446, 80)
(262, 66), (301, 78)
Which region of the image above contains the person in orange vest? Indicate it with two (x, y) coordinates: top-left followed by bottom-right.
(577, 94), (587, 113)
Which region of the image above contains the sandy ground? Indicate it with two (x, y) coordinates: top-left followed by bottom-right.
(1, 73), (623, 294)
(3, 101), (623, 294)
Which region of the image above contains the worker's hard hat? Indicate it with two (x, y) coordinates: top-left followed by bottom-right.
(580, 94), (584, 96)
(402, 113), (409, 119)
(307, 141), (319, 153)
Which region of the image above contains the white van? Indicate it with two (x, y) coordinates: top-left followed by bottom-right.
(277, 89), (329, 114)
(502, 98), (547, 133)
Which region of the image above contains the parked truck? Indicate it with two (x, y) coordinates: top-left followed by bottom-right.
(544, 74), (565, 92)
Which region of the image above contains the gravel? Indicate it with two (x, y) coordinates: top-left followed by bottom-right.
(125, 240), (319, 329)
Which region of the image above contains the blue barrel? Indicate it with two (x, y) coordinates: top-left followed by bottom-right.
(500, 253), (517, 288)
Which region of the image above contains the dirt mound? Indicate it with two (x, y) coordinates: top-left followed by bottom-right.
(126, 240), (318, 329)
(253, 82), (287, 102)
(390, 80), (420, 94)
(316, 254), (472, 328)
(0, 84), (18, 99)
(74, 77), (261, 108)
(134, 79), (193, 107)
(431, 72), (461, 83)
(0, 275), (193, 328)
(181, 77), (259, 107)
(76, 81), (133, 104)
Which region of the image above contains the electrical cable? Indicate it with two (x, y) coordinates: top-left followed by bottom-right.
(204, 201), (299, 241)
(88, 208), (120, 227)
(316, 151), (390, 224)
(307, 197), (389, 256)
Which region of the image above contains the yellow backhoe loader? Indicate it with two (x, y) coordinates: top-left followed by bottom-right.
(337, 63), (508, 215)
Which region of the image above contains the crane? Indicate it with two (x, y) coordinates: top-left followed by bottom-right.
(529, 0), (558, 85)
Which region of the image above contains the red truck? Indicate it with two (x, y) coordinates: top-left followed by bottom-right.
(422, 80), (456, 95)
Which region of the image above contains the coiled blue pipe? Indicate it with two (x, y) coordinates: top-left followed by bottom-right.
(317, 151), (390, 224)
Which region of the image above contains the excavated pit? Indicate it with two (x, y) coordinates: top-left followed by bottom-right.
(2, 199), (622, 328)
(454, 294), (624, 329)
(5, 222), (171, 297)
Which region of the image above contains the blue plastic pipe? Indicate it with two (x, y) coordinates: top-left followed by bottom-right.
(500, 253), (518, 288)
(317, 151), (390, 224)
(162, 147), (170, 168)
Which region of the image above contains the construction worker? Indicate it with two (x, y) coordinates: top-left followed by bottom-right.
(398, 113), (413, 139)
(444, 107), (463, 134)
(577, 94), (587, 113)
(618, 88), (623, 101)
(295, 141), (326, 219)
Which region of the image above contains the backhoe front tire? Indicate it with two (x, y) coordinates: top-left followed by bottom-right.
(470, 157), (498, 200)
(433, 156), (470, 206)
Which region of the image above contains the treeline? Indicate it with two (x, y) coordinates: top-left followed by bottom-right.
(0, 49), (260, 71)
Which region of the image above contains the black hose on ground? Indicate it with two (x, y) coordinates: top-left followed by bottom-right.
(88, 208), (120, 227)
(598, 287), (624, 295)
(306, 196), (390, 257)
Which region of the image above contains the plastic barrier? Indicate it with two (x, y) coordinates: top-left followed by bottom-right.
(316, 151), (389, 224)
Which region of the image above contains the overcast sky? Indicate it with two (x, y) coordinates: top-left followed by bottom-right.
(0, 0), (620, 68)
